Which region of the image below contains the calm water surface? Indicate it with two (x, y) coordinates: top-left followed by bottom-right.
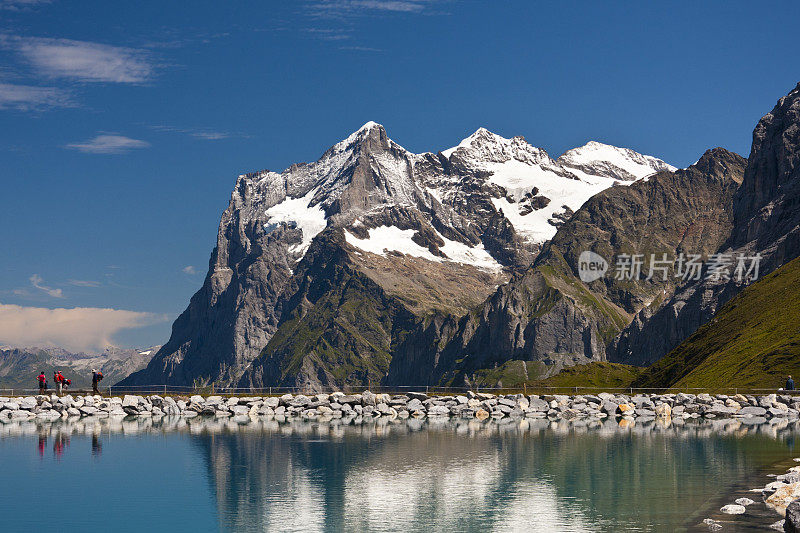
(0, 416), (797, 532)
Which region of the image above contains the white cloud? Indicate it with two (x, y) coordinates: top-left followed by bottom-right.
(0, 82), (73, 111)
(0, 302), (166, 353)
(29, 274), (63, 298)
(6, 35), (153, 83)
(182, 265), (198, 275)
(65, 134), (150, 154)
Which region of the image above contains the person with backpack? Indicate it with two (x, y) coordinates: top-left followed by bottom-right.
(54, 371), (64, 395)
(92, 369), (103, 394)
(37, 372), (46, 394)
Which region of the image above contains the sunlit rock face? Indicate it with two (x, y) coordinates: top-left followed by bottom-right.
(121, 121), (672, 391)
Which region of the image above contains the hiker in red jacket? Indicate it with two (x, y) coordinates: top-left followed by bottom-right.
(37, 372), (46, 394)
(54, 371), (64, 395)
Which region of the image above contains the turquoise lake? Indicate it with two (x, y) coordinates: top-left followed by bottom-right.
(0, 416), (797, 532)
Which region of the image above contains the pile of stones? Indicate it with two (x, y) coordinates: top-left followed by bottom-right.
(2, 391), (799, 421)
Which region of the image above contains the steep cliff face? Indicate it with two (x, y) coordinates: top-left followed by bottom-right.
(611, 82), (800, 366)
(385, 148), (745, 386)
(123, 122), (672, 388)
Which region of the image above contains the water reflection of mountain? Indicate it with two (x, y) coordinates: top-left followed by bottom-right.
(184, 418), (797, 532)
(3, 416), (794, 530)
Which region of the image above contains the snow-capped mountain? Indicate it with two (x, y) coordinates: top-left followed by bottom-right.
(121, 122), (674, 389)
(249, 122), (674, 267)
(428, 128), (676, 245)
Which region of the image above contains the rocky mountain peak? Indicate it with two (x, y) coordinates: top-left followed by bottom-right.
(123, 120), (679, 390)
(691, 147), (746, 183)
(557, 140), (677, 182)
(442, 127), (552, 167)
(733, 82), (800, 246)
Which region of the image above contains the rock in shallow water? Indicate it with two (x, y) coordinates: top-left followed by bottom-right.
(720, 504), (746, 514)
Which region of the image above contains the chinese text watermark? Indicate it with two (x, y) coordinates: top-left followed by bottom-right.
(578, 251), (761, 284)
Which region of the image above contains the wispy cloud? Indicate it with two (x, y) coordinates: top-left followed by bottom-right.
(302, 28), (351, 41)
(182, 266), (198, 275)
(339, 45), (384, 52)
(3, 35), (153, 83)
(65, 134), (150, 154)
(29, 274), (63, 298)
(0, 82), (74, 111)
(0, 0), (51, 11)
(68, 279), (101, 287)
(308, 0), (432, 15)
(149, 124), (249, 141)
(301, 1), (443, 44)
(0, 302), (167, 353)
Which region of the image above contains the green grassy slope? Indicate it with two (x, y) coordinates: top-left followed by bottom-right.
(466, 360), (643, 389)
(536, 361), (645, 389)
(632, 256), (800, 390)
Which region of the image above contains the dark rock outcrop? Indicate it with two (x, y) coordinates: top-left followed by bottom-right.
(611, 82), (800, 366)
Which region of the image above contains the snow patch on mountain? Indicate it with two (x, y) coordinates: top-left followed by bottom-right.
(265, 188), (328, 254)
(432, 130), (674, 244)
(558, 141), (677, 181)
(345, 226), (502, 272)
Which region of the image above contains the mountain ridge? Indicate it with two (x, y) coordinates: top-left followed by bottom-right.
(121, 122), (673, 389)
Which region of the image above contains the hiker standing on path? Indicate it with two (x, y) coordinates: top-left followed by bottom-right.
(787, 375), (796, 391)
(54, 371), (63, 395)
(37, 371), (46, 394)
(92, 369), (103, 394)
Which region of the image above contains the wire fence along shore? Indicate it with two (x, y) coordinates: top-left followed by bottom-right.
(2, 384), (800, 397)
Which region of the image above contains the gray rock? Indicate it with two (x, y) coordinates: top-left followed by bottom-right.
(19, 397), (37, 410)
(720, 504), (746, 515)
(361, 391), (376, 406)
(528, 398), (549, 412)
(406, 399), (424, 412)
(739, 406), (768, 417)
(428, 405), (449, 417)
(338, 395), (360, 405)
(263, 397), (279, 408)
(230, 405), (250, 416)
(786, 499), (800, 533)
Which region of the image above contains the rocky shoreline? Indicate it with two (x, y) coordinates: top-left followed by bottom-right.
(2, 390), (800, 422)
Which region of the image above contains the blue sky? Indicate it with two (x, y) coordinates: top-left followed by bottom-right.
(1, 0), (799, 352)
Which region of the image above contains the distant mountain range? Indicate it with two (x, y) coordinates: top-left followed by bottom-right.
(122, 82), (800, 391)
(0, 345), (159, 390)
